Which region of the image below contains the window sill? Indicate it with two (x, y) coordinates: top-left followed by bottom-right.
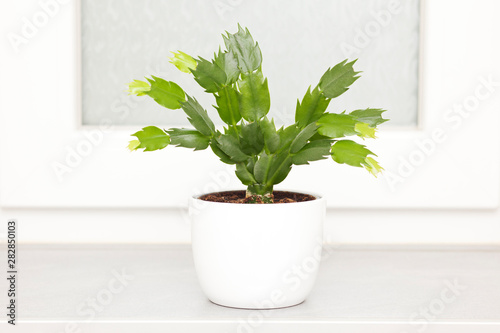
(3, 244), (500, 332)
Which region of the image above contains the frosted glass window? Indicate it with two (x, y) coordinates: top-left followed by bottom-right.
(81, 0), (420, 127)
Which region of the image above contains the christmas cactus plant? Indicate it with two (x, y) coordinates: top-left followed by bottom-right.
(127, 25), (388, 203)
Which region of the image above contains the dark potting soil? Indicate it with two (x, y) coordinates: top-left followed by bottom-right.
(199, 190), (316, 204)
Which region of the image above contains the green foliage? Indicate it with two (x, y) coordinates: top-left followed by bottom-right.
(354, 122), (377, 139)
(145, 76), (185, 109)
(223, 24), (262, 73)
(214, 49), (240, 84)
(240, 122), (264, 155)
(330, 140), (383, 176)
(266, 152), (293, 186)
(349, 108), (388, 127)
(130, 126), (170, 152)
(295, 86), (331, 128)
(292, 140), (332, 165)
(235, 162), (257, 185)
(260, 117), (280, 154)
(216, 134), (249, 163)
(127, 139), (140, 151)
(210, 140), (235, 165)
(167, 128), (210, 150)
(128, 26), (389, 202)
(237, 70), (270, 122)
(364, 156), (384, 176)
(278, 125), (301, 149)
(214, 86), (241, 125)
(181, 95), (215, 137)
(317, 113), (358, 138)
(331, 140), (374, 167)
(319, 59), (360, 98)
(169, 51), (197, 73)
(253, 153), (272, 184)
(290, 123), (318, 153)
(191, 57), (227, 93)
(127, 80), (150, 96)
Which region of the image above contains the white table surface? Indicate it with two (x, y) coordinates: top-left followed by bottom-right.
(1, 244), (500, 332)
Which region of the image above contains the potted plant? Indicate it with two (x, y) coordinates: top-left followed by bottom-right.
(127, 25), (388, 309)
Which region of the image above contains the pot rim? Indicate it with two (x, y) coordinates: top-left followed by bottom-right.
(191, 189), (324, 205)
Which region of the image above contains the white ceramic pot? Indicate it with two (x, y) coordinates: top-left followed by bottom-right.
(189, 191), (325, 309)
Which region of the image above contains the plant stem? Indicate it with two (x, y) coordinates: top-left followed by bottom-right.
(246, 184), (274, 203)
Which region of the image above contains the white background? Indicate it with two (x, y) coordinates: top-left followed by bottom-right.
(0, 0), (500, 244)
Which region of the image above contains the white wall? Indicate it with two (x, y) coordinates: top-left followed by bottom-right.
(0, 207), (499, 244)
